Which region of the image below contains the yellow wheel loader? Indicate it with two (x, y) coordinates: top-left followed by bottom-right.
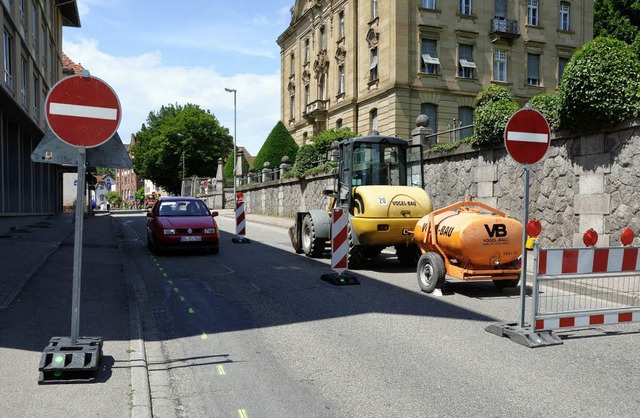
(289, 135), (433, 268)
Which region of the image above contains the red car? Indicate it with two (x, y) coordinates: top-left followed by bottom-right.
(146, 196), (220, 254)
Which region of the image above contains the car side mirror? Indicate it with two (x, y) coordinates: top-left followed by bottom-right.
(146, 212), (153, 218)
(211, 211), (219, 217)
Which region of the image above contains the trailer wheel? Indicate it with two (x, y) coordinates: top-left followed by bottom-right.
(301, 215), (324, 257)
(493, 278), (520, 289)
(417, 252), (445, 293)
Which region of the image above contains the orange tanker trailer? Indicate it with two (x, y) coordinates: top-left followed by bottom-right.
(413, 195), (523, 293)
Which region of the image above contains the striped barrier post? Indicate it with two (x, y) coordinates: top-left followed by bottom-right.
(321, 208), (358, 285)
(331, 208), (348, 274)
(232, 201), (250, 243)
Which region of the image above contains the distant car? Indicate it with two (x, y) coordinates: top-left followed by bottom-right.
(146, 196), (219, 254)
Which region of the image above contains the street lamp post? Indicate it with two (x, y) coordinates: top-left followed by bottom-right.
(224, 88), (237, 210)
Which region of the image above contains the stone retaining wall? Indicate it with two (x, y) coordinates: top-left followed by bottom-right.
(226, 118), (640, 248)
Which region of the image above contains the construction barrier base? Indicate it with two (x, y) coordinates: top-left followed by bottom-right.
(321, 272), (360, 286)
(38, 336), (103, 384)
(485, 323), (563, 348)
(232, 236), (250, 244)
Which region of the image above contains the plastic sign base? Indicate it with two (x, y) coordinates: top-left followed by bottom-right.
(485, 322), (563, 348)
(321, 272), (360, 286)
(232, 236), (250, 244)
(38, 336), (103, 384)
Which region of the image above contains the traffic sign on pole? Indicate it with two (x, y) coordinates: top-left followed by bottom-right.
(45, 74), (121, 148)
(504, 108), (550, 165)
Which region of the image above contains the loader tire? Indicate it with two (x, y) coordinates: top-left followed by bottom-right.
(301, 215), (324, 258)
(417, 252), (445, 293)
(396, 244), (421, 266)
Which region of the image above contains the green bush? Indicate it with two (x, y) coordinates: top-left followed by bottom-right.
(474, 85), (513, 108)
(558, 36), (640, 132)
(529, 93), (561, 132)
(291, 144), (320, 176)
(252, 121), (299, 171)
(309, 127), (357, 156)
(471, 86), (519, 147)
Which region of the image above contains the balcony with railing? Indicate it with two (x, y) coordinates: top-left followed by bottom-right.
(490, 17), (520, 43)
(303, 99), (328, 121)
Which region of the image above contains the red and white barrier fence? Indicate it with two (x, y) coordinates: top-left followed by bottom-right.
(235, 201), (246, 237)
(532, 244), (640, 333)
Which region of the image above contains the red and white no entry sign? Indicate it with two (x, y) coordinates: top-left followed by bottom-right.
(504, 108), (550, 165)
(45, 75), (121, 148)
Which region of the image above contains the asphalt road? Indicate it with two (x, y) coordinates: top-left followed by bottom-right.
(116, 212), (640, 418)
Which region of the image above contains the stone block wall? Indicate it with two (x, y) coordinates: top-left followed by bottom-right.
(230, 118), (640, 248)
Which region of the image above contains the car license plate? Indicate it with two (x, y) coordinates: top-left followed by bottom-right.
(180, 236), (202, 242)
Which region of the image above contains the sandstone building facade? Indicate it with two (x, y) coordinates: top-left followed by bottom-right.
(277, 0), (593, 145)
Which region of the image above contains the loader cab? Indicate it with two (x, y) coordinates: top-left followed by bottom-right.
(337, 135), (424, 209)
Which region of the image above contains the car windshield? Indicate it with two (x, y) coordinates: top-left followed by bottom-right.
(158, 200), (209, 216)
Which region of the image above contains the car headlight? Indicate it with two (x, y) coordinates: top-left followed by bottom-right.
(204, 228), (216, 234)
(163, 229), (176, 235)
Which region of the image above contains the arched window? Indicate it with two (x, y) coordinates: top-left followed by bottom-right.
(420, 103), (438, 132)
(369, 108), (378, 134)
(458, 106), (474, 139)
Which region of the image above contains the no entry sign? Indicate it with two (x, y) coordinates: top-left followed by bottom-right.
(504, 108), (550, 165)
(45, 75), (121, 148)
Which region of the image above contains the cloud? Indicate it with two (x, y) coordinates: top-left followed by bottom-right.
(63, 37), (280, 156)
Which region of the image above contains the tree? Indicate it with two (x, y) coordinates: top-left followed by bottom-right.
(558, 36), (640, 132)
(130, 103), (233, 195)
(309, 127), (357, 157)
(529, 93), (561, 132)
(291, 144), (320, 176)
(594, 0), (640, 46)
(252, 121), (299, 172)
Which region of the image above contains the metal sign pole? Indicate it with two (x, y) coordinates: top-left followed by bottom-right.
(518, 164), (530, 328)
(70, 147), (86, 344)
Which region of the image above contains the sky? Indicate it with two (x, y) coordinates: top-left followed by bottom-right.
(63, 0), (294, 156)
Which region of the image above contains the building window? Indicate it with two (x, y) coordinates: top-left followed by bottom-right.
(21, 56), (28, 106)
(319, 26), (326, 51)
(371, 0), (378, 19)
(338, 11), (345, 39)
(495, 0), (506, 18)
(423, 0), (436, 9)
(527, 53), (541, 86)
(458, 44), (476, 79)
(421, 103), (438, 133)
(370, 108), (378, 134)
(493, 49), (507, 82)
(3, 31), (13, 88)
(336, 118), (343, 129)
(319, 74), (326, 100)
(41, 24), (46, 68)
(290, 53), (295, 75)
(338, 65), (345, 94)
(460, 0), (472, 15)
(458, 106), (474, 139)
(33, 74), (39, 117)
(304, 38), (310, 63)
(528, 0), (539, 26)
(558, 57), (569, 82)
(19, 0), (25, 24)
(305, 84), (310, 106)
(31, 2), (37, 48)
(290, 95), (295, 119)
(421, 39), (440, 74)
(559, 2), (570, 31)
(369, 48), (378, 82)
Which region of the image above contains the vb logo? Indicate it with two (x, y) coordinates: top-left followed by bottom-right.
(484, 224), (507, 238)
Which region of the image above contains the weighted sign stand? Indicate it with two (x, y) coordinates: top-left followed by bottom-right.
(485, 106), (561, 347)
(321, 208), (359, 286)
(38, 73), (121, 382)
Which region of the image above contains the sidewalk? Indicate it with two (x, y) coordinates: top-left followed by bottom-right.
(0, 212), (150, 418)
